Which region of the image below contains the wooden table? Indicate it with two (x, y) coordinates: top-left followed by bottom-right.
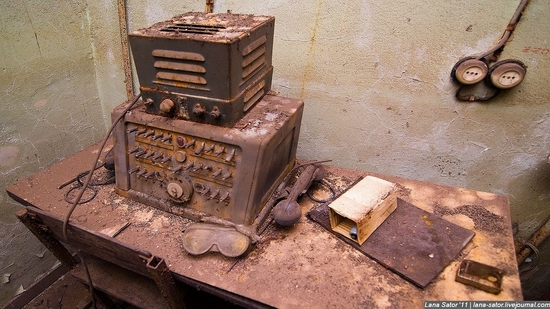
(7, 142), (523, 308)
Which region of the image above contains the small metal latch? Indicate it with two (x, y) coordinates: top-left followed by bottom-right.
(455, 259), (504, 294)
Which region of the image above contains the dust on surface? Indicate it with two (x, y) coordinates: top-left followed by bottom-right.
(135, 12), (272, 40)
(233, 99), (291, 132)
(433, 203), (506, 235)
(10, 148), (523, 307)
(395, 182), (412, 197)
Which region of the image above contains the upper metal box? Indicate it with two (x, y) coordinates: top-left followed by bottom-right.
(129, 12), (275, 127)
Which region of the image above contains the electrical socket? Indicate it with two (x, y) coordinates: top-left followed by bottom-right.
(453, 58), (488, 85)
(489, 60), (526, 89)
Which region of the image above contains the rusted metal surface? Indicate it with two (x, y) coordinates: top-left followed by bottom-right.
(517, 214), (550, 264)
(308, 198), (475, 288)
(23, 205), (153, 278)
(111, 95), (303, 226)
(6, 142), (523, 308)
(145, 256), (186, 309)
(71, 255), (172, 309)
(116, 0), (133, 100)
(129, 12), (275, 127)
(273, 164), (323, 226)
(15, 208), (79, 270)
(456, 260), (505, 295)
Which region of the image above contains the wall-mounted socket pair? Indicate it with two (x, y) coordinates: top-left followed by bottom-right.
(451, 57), (527, 90)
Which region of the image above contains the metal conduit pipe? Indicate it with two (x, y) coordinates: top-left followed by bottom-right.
(517, 215), (550, 265)
(117, 0), (134, 99)
(478, 0), (530, 60)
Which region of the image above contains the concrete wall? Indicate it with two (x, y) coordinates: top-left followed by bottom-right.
(0, 1), (107, 302)
(1, 0), (549, 304)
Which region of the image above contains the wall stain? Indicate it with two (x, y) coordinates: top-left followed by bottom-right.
(23, 3), (42, 57)
(299, 0), (323, 100)
(0, 146), (20, 168)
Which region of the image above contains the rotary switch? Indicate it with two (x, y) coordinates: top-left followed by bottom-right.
(166, 180), (193, 202)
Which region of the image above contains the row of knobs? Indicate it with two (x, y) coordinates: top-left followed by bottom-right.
(128, 166), (157, 179)
(195, 182), (231, 203)
(128, 127), (173, 143)
(129, 165), (232, 182)
(128, 126), (236, 162)
(176, 136), (236, 162)
(129, 147), (172, 163)
(157, 99), (221, 119)
(129, 166), (231, 204)
(171, 163), (233, 180)
(128, 147), (233, 181)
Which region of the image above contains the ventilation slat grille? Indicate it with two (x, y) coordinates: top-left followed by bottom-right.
(156, 72), (207, 85)
(154, 61), (206, 73)
(243, 80), (266, 111)
(242, 36), (267, 82)
(152, 50), (205, 61)
(152, 49), (208, 91)
(160, 23), (225, 35)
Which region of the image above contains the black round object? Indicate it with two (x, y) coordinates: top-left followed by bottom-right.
(272, 199), (302, 226)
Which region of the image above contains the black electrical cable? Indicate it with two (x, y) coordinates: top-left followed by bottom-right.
(62, 161), (115, 204)
(62, 92), (141, 241)
(75, 162), (115, 187)
(306, 179), (336, 203)
(61, 93), (141, 308)
(64, 186), (98, 204)
(80, 254), (97, 309)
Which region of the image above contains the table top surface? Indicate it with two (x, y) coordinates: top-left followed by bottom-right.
(7, 142), (523, 308)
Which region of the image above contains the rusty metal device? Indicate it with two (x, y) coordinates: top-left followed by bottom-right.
(112, 95), (303, 226)
(273, 164), (324, 226)
(456, 259), (504, 294)
(129, 12), (275, 127)
(112, 13), (304, 256)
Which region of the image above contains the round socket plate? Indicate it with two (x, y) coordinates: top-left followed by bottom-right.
(488, 60), (526, 89)
(453, 58), (489, 85)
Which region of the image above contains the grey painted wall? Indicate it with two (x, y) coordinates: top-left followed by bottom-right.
(1, 0), (549, 303)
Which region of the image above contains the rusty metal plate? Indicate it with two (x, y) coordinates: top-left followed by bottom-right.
(456, 259), (504, 294)
(308, 198), (475, 288)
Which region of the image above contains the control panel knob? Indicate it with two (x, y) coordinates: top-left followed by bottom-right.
(159, 98), (175, 113)
(204, 143), (215, 153)
(136, 128), (147, 136)
(176, 136), (186, 148)
(224, 149), (236, 162)
(152, 152), (164, 161)
(192, 104), (206, 116)
(219, 192), (230, 203)
(152, 132), (164, 140)
(144, 130), (155, 137)
(167, 182), (184, 199)
(209, 189), (220, 199)
(161, 155), (172, 163)
(194, 142), (205, 155)
(212, 169), (222, 178)
(210, 106), (221, 119)
(184, 139), (195, 148)
(161, 134), (172, 143)
(166, 180), (193, 202)
(174, 151), (187, 163)
(214, 146), (225, 156)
